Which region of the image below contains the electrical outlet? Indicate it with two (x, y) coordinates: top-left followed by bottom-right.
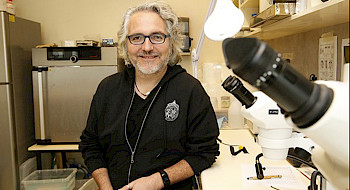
(282, 53), (294, 61)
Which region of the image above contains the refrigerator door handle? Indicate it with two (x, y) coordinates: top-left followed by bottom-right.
(34, 67), (48, 140)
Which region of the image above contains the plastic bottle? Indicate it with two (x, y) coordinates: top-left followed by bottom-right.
(228, 98), (245, 129)
(296, 0), (307, 13)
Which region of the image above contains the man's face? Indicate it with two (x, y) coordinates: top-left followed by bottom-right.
(127, 11), (170, 75)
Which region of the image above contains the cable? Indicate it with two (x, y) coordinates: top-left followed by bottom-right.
(217, 138), (248, 156)
(287, 155), (317, 170)
(255, 153), (264, 179)
(287, 154), (323, 190)
(216, 138), (239, 146)
(309, 170), (324, 190)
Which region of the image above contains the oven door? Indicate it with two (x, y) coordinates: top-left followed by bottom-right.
(32, 66), (117, 143)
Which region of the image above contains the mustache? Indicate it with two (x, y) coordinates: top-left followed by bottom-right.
(137, 52), (160, 57)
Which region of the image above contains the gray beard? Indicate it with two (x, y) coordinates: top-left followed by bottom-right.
(134, 60), (167, 75)
(130, 54), (170, 75)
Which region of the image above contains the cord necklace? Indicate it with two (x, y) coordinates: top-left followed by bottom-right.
(134, 82), (150, 96)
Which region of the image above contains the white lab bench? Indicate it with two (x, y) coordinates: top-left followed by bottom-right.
(201, 129), (310, 190)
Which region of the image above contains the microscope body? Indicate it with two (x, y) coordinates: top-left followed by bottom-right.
(296, 80), (349, 189)
(240, 91), (315, 160)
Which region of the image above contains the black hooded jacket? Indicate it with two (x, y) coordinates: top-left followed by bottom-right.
(79, 65), (220, 189)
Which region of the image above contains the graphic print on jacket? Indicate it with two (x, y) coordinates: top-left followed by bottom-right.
(165, 100), (180, 121)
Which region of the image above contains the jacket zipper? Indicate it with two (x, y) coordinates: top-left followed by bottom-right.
(125, 86), (162, 184)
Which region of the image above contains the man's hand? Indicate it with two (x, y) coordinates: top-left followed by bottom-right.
(118, 172), (163, 190)
(119, 159), (194, 189)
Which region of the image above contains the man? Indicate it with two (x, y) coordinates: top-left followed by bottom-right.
(79, 2), (219, 190)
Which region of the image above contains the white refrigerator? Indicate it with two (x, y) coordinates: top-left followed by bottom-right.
(0, 11), (41, 189)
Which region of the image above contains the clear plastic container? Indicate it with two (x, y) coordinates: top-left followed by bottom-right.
(22, 168), (77, 190)
(78, 178), (98, 190)
(227, 98), (244, 129)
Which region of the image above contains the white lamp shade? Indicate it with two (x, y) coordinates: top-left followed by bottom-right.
(204, 0), (245, 41)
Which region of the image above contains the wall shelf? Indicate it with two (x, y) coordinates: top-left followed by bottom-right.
(240, 0), (258, 8)
(238, 0), (349, 40)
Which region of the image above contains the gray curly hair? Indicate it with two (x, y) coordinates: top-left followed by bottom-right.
(117, 1), (184, 66)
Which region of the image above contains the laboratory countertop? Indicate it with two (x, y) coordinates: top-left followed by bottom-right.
(201, 129), (310, 190)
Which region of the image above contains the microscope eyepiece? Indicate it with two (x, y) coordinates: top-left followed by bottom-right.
(222, 75), (256, 109)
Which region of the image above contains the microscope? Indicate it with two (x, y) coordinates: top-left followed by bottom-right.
(222, 77), (315, 160)
(221, 38), (349, 190)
